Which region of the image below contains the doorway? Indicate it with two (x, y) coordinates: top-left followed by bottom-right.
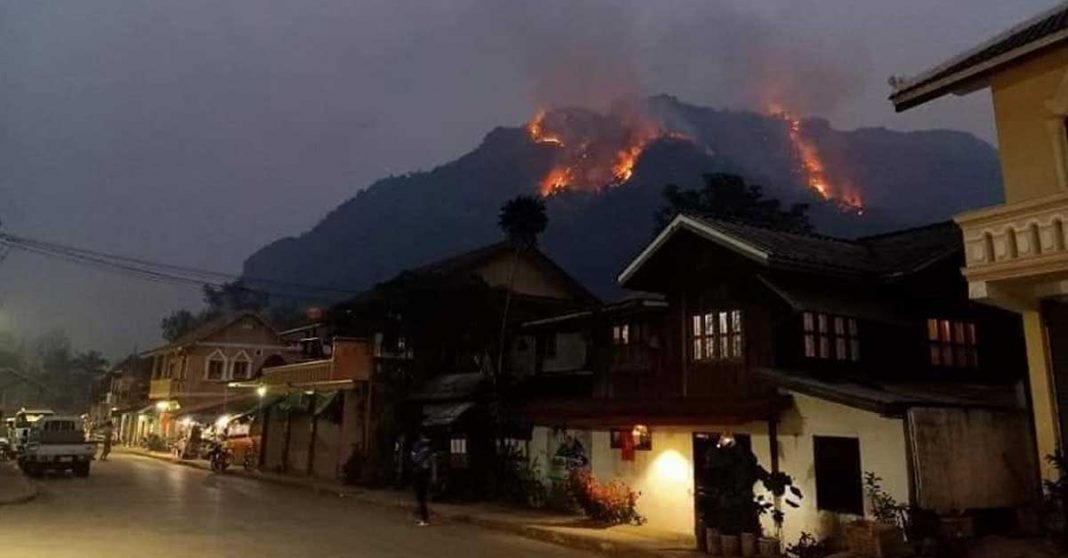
(693, 432), (756, 534)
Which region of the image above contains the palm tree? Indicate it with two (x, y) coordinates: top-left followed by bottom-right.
(498, 196), (548, 249)
(495, 196), (548, 377)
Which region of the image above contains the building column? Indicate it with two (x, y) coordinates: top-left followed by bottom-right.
(1024, 309), (1062, 481)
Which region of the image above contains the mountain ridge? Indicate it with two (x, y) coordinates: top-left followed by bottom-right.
(243, 96), (1002, 300)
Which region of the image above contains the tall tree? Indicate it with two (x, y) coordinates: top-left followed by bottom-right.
(70, 350), (109, 376)
(159, 280), (270, 341)
(656, 173), (811, 233)
(495, 195), (548, 376)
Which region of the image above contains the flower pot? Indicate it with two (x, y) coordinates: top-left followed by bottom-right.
(846, 521), (907, 558)
(721, 534), (741, 557)
(757, 536), (780, 557)
(706, 528), (722, 556)
(696, 519), (708, 553)
(740, 532), (757, 557)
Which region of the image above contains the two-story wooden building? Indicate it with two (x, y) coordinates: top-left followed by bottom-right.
(891, 2), (1068, 484)
(252, 241), (599, 486)
(143, 313), (296, 439)
(101, 356), (153, 445)
(521, 214), (1036, 544)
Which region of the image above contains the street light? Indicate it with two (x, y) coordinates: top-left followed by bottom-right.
(256, 385), (268, 398)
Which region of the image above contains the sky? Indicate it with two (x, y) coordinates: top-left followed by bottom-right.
(0, 0), (1061, 358)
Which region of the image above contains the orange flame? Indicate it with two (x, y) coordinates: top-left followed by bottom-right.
(768, 104), (862, 212)
(540, 166), (574, 196)
(528, 110), (565, 147)
(528, 109), (689, 197)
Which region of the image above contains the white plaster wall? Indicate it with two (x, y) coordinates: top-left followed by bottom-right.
(775, 393), (909, 545)
(530, 394), (909, 549)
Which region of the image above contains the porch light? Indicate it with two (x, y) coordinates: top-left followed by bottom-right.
(155, 401), (170, 412)
(256, 385), (268, 398)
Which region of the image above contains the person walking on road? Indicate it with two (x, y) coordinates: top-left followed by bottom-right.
(410, 433), (432, 526)
(99, 420), (114, 461)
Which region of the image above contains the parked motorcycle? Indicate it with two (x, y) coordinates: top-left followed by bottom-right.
(207, 442), (230, 473)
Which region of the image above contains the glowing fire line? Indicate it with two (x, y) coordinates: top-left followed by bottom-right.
(527, 109), (690, 197)
(769, 105), (862, 212)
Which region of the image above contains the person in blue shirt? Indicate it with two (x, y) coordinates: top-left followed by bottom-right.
(410, 433), (432, 526)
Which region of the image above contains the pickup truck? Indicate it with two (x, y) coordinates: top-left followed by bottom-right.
(17, 415), (95, 477)
(9, 409), (54, 456)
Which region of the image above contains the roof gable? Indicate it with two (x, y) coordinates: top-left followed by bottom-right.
(619, 214), (960, 289)
(144, 312), (279, 355)
(358, 241), (598, 305)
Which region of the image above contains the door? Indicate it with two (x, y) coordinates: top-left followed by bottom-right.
(693, 432), (754, 533)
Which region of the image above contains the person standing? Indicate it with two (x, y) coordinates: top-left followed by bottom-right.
(410, 433), (432, 526)
(100, 420), (114, 461)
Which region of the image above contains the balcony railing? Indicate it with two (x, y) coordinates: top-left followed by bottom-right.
(148, 378), (185, 400)
(261, 338), (373, 387)
(957, 191), (1068, 284)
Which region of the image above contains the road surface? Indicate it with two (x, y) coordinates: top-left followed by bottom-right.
(1, 454), (597, 558)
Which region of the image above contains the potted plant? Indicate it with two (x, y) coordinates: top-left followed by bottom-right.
(845, 473), (907, 558)
(698, 442), (802, 557)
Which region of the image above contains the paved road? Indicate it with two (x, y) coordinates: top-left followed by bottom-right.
(1, 454), (597, 558)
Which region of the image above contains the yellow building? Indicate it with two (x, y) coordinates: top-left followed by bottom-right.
(891, 3), (1068, 480)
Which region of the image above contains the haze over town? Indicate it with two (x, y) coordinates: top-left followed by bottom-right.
(1, 0), (1058, 356)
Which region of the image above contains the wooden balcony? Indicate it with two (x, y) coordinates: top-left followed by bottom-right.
(957, 191), (1068, 309)
(149, 378), (185, 400)
(261, 338), (373, 388)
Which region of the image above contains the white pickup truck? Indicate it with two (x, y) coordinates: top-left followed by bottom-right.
(17, 415), (95, 478)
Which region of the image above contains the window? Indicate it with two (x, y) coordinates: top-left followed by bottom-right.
(813, 436), (864, 515)
(613, 324), (631, 346)
(450, 437), (469, 468)
(803, 313), (859, 361)
(206, 357), (226, 380)
(544, 334), (558, 358)
(690, 310), (743, 362)
(927, 319), (977, 368)
(231, 360), (250, 380)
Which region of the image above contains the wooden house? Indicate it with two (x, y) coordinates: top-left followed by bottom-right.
(520, 214), (1036, 545)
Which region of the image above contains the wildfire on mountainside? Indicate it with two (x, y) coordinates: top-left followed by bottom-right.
(526, 108), (688, 196)
(768, 104), (863, 214)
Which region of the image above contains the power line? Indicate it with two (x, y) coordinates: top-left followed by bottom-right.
(0, 232), (363, 301)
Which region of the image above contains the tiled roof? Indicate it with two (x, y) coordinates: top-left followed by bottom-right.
(343, 240), (598, 308)
(757, 368), (1021, 416)
(891, 2), (1068, 110)
(143, 312), (273, 355)
(622, 214), (961, 283)
(409, 373), (484, 402)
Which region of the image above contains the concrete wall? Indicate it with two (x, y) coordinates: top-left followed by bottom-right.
(991, 43), (1068, 203)
(909, 406), (1037, 511)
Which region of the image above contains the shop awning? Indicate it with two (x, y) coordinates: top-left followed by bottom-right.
(173, 395), (262, 422)
(422, 401), (474, 426)
(314, 391), (340, 416)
